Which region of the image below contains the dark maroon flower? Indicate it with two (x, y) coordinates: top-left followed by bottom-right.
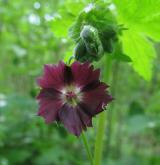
(36, 61), (113, 136)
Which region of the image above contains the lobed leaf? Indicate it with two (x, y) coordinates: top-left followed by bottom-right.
(122, 30), (156, 80)
(113, 0), (160, 80)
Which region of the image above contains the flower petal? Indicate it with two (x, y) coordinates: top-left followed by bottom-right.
(82, 82), (113, 115)
(37, 88), (63, 123)
(71, 62), (100, 88)
(36, 88), (61, 100)
(64, 65), (73, 85)
(58, 104), (84, 136)
(38, 99), (63, 124)
(81, 80), (104, 92)
(37, 61), (66, 90)
(76, 105), (92, 128)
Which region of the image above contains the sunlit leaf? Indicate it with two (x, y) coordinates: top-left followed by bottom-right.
(122, 30), (156, 80)
(114, 0), (160, 41)
(113, 0), (159, 80)
(51, 0), (89, 38)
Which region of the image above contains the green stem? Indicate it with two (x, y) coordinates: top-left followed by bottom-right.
(106, 61), (119, 158)
(93, 112), (107, 165)
(93, 56), (112, 165)
(81, 131), (93, 165)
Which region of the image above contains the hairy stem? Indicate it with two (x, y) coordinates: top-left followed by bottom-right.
(81, 131), (93, 165)
(93, 56), (112, 165)
(106, 61), (119, 157)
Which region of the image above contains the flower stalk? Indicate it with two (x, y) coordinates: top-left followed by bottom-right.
(93, 56), (112, 165)
(81, 131), (93, 165)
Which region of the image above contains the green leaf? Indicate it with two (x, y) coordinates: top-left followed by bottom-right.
(122, 30), (155, 80)
(63, 45), (75, 63)
(113, 0), (159, 80)
(113, 0), (160, 41)
(111, 42), (132, 62)
(136, 15), (160, 42)
(51, 14), (74, 38)
(51, 1), (89, 38)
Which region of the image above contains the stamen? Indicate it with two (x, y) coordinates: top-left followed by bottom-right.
(61, 85), (83, 107)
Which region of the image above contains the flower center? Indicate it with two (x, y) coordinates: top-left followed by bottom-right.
(61, 85), (82, 107)
(66, 91), (77, 106)
(66, 91), (77, 100)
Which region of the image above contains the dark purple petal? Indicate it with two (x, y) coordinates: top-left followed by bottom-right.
(82, 82), (113, 115)
(95, 95), (113, 113)
(37, 88), (63, 123)
(78, 102), (92, 115)
(36, 88), (61, 100)
(37, 61), (65, 90)
(81, 80), (101, 92)
(76, 105), (92, 128)
(64, 65), (73, 85)
(58, 104), (84, 136)
(38, 99), (63, 124)
(71, 62), (100, 88)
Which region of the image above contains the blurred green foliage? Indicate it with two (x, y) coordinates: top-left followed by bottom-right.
(0, 0), (160, 165)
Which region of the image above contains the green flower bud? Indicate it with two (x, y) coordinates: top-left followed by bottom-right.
(70, 2), (122, 62)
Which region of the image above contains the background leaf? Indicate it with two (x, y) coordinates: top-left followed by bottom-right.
(51, 0), (89, 38)
(121, 30), (156, 80)
(113, 0), (160, 80)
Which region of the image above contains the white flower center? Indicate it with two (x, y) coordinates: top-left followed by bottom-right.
(61, 85), (82, 107)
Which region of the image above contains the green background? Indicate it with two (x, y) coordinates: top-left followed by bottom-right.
(0, 0), (160, 165)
